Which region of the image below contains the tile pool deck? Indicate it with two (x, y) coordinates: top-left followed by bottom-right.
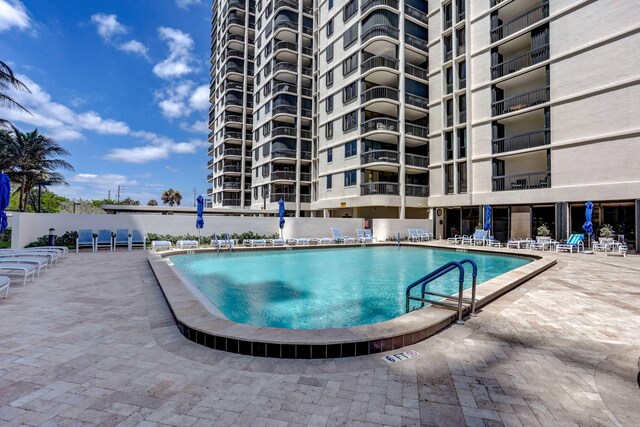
(0, 244), (638, 426)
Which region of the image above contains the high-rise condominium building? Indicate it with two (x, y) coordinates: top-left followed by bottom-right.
(209, 1), (640, 250)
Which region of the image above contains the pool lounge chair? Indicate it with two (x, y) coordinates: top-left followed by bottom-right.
(114, 229), (130, 251)
(267, 239), (286, 246)
(408, 229), (421, 242)
(606, 244), (628, 257)
(1, 250), (60, 266)
(331, 228), (356, 244)
(364, 229), (377, 242)
(530, 239), (558, 251)
(212, 234), (234, 249)
(356, 229), (373, 243)
(417, 229), (433, 241)
(26, 246), (68, 257)
(556, 234), (584, 253)
(286, 238), (311, 245)
(310, 237), (333, 245)
(447, 235), (465, 244)
(76, 229), (95, 253)
(95, 230), (113, 252)
(0, 257), (48, 277)
(462, 230), (488, 246)
(131, 230), (146, 250)
(244, 239), (267, 247)
(177, 240), (199, 249)
(0, 264), (36, 286)
(152, 241), (172, 251)
(0, 276), (9, 299)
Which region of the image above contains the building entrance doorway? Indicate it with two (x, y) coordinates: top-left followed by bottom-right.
(492, 207), (509, 243)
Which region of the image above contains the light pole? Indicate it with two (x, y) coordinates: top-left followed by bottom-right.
(262, 186), (269, 211)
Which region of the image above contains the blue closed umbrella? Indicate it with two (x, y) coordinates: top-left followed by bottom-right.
(196, 195), (204, 243)
(278, 199), (285, 238)
(483, 205), (492, 231)
(582, 201), (594, 236)
(0, 173), (10, 232)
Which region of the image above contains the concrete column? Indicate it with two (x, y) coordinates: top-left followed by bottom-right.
(294, 4), (303, 218)
(635, 200), (639, 251)
(398, 0), (407, 219)
(239, 1), (250, 210)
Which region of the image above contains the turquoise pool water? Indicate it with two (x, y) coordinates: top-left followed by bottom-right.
(170, 246), (530, 329)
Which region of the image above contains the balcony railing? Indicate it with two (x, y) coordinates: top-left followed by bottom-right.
(405, 154), (429, 168)
(223, 182), (242, 190)
(405, 63), (428, 80)
(274, 19), (297, 32)
(207, 159), (214, 168)
(491, 2), (549, 43)
(491, 0), (508, 6)
(405, 34), (428, 52)
(493, 171), (551, 191)
(301, 151), (311, 160)
(405, 93), (429, 109)
(223, 132), (243, 140)
(272, 127), (296, 137)
(360, 182), (399, 196)
(361, 86), (399, 103)
(300, 194), (311, 203)
(457, 43), (466, 56)
(273, 62), (297, 73)
(271, 171), (296, 180)
(272, 104), (297, 115)
(222, 199), (241, 206)
(405, 123), (428, 139)
(271, 148), (297, 159)
(274, 0), (297, 12)
(361, 25), (399, 44)
(446, 114), (453, 127)
(361, 56), (398, 73)
(405, 184), (429, 197)
(405, 4), (427, 21)
(361, 150), (400, 164)
(361, 118), (399, 133)
(224, 165), (243, 172)
(492, 128), (550, 154)
(207, 173), (213, 181)
(459, 79), (466, 89)
(491, 45), (549, 79)
(270, 193), (296, 202)
(361, 0), (399, 15)
(492, 86), (549, 116)
(222, 148), (243, 156)
(300, 172), (311, 181)
(459, 110), (466, 123)
(273, 41), (297, 54)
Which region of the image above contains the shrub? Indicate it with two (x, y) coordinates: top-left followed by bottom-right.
(536, 223), (551, 237)
(599, 224), (615, 238)
(26, 231), (78, 248)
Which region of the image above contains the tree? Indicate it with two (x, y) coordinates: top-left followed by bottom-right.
(1, 60), (31, 128)
(147, 199), (158, 206)
(161, 189), (182, 206)
(120, 197), (140, 206)
(2, 126), (74, 211)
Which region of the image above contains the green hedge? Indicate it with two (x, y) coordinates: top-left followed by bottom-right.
(146, 231), (279, 245)
(26, 231), (78, 248)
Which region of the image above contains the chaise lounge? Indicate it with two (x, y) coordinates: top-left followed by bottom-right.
(556, 234), (584, 253)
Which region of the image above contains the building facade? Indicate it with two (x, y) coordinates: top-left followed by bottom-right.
(209, 0), (640, 249)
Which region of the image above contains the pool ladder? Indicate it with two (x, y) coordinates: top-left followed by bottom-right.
(214, 233), (234, 253)
(405, 259), (478, 324)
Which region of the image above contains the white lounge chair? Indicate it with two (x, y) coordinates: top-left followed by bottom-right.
(556, 234), (584, 253)
(310, 237), (333, 245)
(131, 230), (146, 250)
(244, 239), (267, 247)
(177, 240), (199, 249)
(0, 264), (36, 286)
(530, 239), (558, 251)
(356, 229), (373, 243)
(28, 246), (68, 257)
(76, 229), (95, 253)
(267, 239), (286, 246)
(331, 228), (356, 244)
(211, 234), (234, 249)
(417, 229), (433, 241)
(152, 241), (172, 251)
(606, 244), (628, 257)
(1, 250), (60, 266)
(0, 258), (48, 277)
(463, 230), (488, 246)
(0, 276), (9, 299)
(447, 235), (464, 244)
(408, 229), (421, 242)
(95, 230), (113, 252)
(364, 229), (377, 242)
(286, 238), (310, 245)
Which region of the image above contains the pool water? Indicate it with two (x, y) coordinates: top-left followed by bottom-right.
(170, 246), (530, 330)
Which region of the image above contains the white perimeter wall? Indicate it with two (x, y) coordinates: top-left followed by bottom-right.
(372, 219), (434, 241)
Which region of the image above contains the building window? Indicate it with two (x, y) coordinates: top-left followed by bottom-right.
(326, 43), (334, 62)
(343, 111), (357, 132)
(255, 167), (258, 177)
(326, 94), (334, 113)
(445, 131), (453, 161)
(457, 128), (466, 158)
(326, 122), (333, 139)
(262, 143), (270, 156)
(343, 82), (357, 103)
(328, 0), (333, 10)
(326, 174), (332, 189)
(253, 186), (258, 199)
(343, 0), (358, 22)
(326, 69), (333, 87)
(343, 25), (358, 49)
(254, 148), (259, 160)
(262, 164), (270, 177)
(326, 18), (334, 37)
(344, 169), (357, 186)
(327, 147), (333, 162)
(345, 140), (357, 158)
(342, 53), (357, 76)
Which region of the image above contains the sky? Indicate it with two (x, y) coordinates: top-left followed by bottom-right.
(0, 0), (213, 205)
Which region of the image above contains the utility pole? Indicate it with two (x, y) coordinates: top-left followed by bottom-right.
(108, 190), (111, 200)
(117, 185), (121, 203)
(193, 187), (196, 207)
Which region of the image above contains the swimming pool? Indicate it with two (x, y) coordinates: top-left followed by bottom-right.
(170, 246), (530, 330)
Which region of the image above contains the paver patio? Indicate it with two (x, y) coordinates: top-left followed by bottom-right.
(0, 248), (638, 426)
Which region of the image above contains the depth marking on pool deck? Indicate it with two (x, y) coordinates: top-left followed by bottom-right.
(382, 350), (420, 363)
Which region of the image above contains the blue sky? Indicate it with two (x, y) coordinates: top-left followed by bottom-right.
(1, 0), (212, 205)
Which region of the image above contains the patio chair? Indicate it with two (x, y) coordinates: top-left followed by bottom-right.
(177, 240), (199, 249)
(331, 228), (356, 244)
(447, 235), (464, 244)
(4, 250), (61, 266)
(212, 234), (234, 249)
(95, 230), (113, 252)
(267, 239), (286, 246)
(114, 229), (130, 251)
(356, 229), (373, 243)
(0, 264), (36, 286)
(131, 230), (146, 250)
(0, 276), (9, 299)
(0, 257), (48, 277)
(151, 241), (172, 251)
(408, 229), (421, 242)
(76, 229), (95, 253)
(29, 246), (68, 257)
(364, 229), (377, 242)
(309, 237), (334, 244)
(556, 234), (584, 253)
(418, 229), (433, 241)
(286, 238), (310, 245)
(244, 239), (267, 247)
(530, 239), (558, 251)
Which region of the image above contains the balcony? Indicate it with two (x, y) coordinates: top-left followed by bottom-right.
(361, 118), (399, 134)
(361, 56), (398, 73)
(491, 45), (549, 79)
(405, 184), (429, 197)
(273, 62), (297, 74)
(272, 148), (297, 159)
(405, 93), (428, 109)
(273, 41), (298, 55)
(446, 114), (453, 127)
(361, 86), (399, 103)
(301, 151), (312, 160)
(272, 104), (297, 115)
(222, 148), (243, 157)
(274, 19), (297, 33)
(274, 0), (297, 12)
(405, 34), (428, 52)
(361, 25), (399, 44)
(405, 123), (428, 139)
(222, 199), (241, 206)
(207, 159), (214, 168)
(360, 182), (399, 196)
(272, 126), (297, 137)
(492, 171), (551, 191)
(404, 4), (427, 21)
(361, 0), (398, 15)
(207, 173), (213, 182)
(491, 2), (549, 43)
(492, 128), (550, 154)
(492, 86), (549, 116)
(223, 182), (242, 190)
(223, 132), (243, 141)
(405, 63), (428, 81)
(271, 171), (296, 181)
(270, 193), (296, 202)
(300, 172), (311, 181)
(405, 154), (429, 168)
(300, 194), (311, 203)
(223, 164), (243, 173)
(361, 150), (400, 164)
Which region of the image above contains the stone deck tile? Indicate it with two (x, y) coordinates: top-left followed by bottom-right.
(0, 250), (637, 425)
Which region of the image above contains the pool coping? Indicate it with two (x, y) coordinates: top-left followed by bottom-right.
(147, 242), (556, 358)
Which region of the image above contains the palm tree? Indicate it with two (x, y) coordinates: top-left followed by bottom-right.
(3, 126), (74, 211)
(1, 60), (31, 128)
(161, 189), (182, 206)
(147, 199), (158, 206)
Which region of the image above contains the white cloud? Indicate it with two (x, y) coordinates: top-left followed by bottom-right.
(90, 13), (127, 41)
(180, 119), (208, 134)
(104, 133), (206, 163)
(118, 39), (150, 60)
(0, 0), (30, 32)
(153, 27), (196, 79)
(175, 0), (201, 10)
(189, 85), (209, 110)
(155, 81), (208, 119)
(58, 173), (165, 201)
(165, 166), (179, 173)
